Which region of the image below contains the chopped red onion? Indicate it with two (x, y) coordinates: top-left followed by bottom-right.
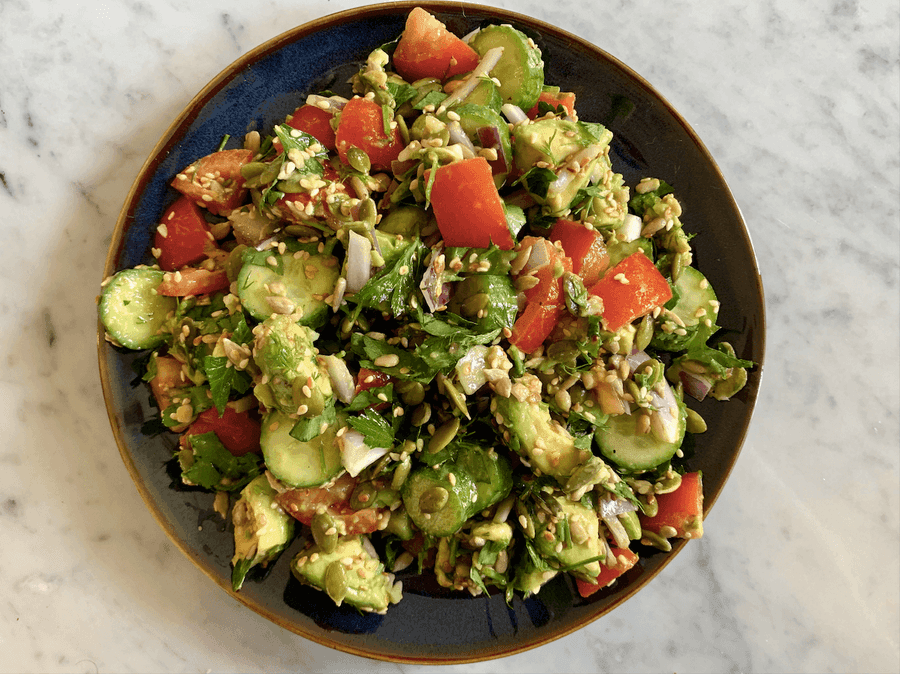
(501, 103), (528, 126)
(477, 125), (509, 175)
(338, 428), (390, 478)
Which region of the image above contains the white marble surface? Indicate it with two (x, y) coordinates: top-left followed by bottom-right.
(1, 0), (897, 672)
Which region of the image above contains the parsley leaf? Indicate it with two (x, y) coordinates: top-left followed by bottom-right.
(289, 399), (338, 443)
(204, 356), (252, 414)
(349, 238), (427, 320)
(346, 383), (394, 411)
(348, 408), (394, 449)
(413, 90), (448, 110)
(179, 432), (261, 492)
(515, 166), (557, 200)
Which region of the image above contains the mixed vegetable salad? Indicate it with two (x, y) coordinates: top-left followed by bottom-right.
(99, 8), (753, 613)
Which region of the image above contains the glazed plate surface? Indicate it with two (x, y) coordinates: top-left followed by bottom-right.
(98, 1), (765, 663)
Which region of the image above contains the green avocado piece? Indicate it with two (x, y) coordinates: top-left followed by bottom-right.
(231, 475), (295, 591)
(493, 395), (591, 479)
(533, 498), (605, 581)
(252, 315), (333, 418)
(291, 535), (399, 613)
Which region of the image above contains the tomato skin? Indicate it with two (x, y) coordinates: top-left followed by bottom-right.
(588, 251), (673, 332)
(549, 218), (609, 286)
(171, 149), (255, 215)
(639, 472), (704, 539)
(527, 90), (576, 119)
(181, 406), (261, 456)
(428, 157), (514, 249)
(157, 267), (229, 297)
(286, 104), (336, 151)
(393, 7), (480, 81)
(153, 196), (217, 272)
(509, 247), (573, 354)
(335, 97), (404, 172)
(276, 473), (384, 535)
(575, 548), (638, 597)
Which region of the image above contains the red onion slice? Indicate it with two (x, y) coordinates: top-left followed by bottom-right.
(476, 125), (509, 176)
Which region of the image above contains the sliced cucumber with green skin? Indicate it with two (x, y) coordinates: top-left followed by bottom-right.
(260, 409), (343, 488)
(402, 463), (478, 536)
(469, 25), (544, 111)
(595, 409), (686, 472)
(99, 268), (175, 350)
(651, 266), (718, 351)
(606, 238), (653, 268)
(460, 77), (502, 110)
(237, 251), (339, 325)
(667, 266), (717, 329)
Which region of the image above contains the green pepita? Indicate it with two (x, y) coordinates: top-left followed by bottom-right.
(350, 481), (379, 510)
(311, 512), (339, 553)
(411, 402), (432, 427)
(419, 486), (449, 514)
(347, 147), (371, 174)
(635, 314), (654, 352)
(640, 528), (673, 552)
(324, 560), (348, 605)
(391, 456), (412, 491)
(685, 407), (708, 434)
(427, 417), (460, 454)
(439, 376), (469, 418)
(397, 380), (426, 406)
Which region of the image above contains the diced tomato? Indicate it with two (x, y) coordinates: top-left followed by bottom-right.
(509, 244), (573, 354)
(588, 251), (672, 332)
(527, 90), (577, 119)
(171, 149), (255, 215)
(355, 367), (393, 412)
(639, 472), (704, 539)
(157, 267), (230, 297)
(335, 97), (404, 172)
(285, 104), (336, 151)
(181, 406), (261, 456)
(392, 7), (480, 82)
(149, 355), (190, 416)
(153, 196), (218, 272)
(276, 473), (385, 534)
(575, 548), (638, 598)
(428, 157), (514, 249)
(549, 218), (610, 286)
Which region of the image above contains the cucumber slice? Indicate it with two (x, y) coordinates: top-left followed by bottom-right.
(260, 410), (343, 488)
(237, 251), (339, 326)
(667, 266), (717, 329)
(460, 77), (502, 110)
(402, 464), (478, 536)
(469, 25), (544, 111)
(595, 410), (686, 472)
(99, 268), (175, 350)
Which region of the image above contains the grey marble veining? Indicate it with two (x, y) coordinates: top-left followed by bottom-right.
(0, 0), (897, 672)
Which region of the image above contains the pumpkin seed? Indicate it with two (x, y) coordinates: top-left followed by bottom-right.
(395, 113), (410, 145)
(310, 512), (339, 553)
(350, 481), (379, 510)
(419, 486), (449, 514)
(711, 366), (748, 400)
(358, 197), (378, 228)
(634, 314), (654, 351)
(346, 147), (371, 174)
(324, 560), (348, 605)
(640, 528), (672, 552)
(618, 510), (642, 540)
(225, 244), (248, 283)
(397, 380), (426, 406)
(685, 407), (708, 433)
(390, 456), (412, 491)
(461, 292), (490, 317)
(440, 375), (469, 418)
(427, 417), (460, 454)
(411, 402), (432, 427)
(653, 471), (682, 494)
(671, 251), (685, 282)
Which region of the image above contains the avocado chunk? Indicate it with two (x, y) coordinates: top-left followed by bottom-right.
(512, 118), (594, 170)
(252, 315), (333, 418)
(493, 395), (591, 479)
(291, 535), (400, 613)
(259, 409), (343, 488)
(231, 475), (295, 591)
(533, 497), (605, 582)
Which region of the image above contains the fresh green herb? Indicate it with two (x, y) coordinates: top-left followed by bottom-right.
(289, 399), (338, 442)
(179, 432), (261, 492)
(348, 408), (394, 449)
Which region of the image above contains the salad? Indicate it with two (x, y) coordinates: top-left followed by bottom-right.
(99, 7), (752, 614)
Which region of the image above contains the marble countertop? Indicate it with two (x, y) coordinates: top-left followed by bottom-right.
(1, 0), (897, 672)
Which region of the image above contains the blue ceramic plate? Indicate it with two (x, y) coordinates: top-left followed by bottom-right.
(99, 1), (764, 663)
